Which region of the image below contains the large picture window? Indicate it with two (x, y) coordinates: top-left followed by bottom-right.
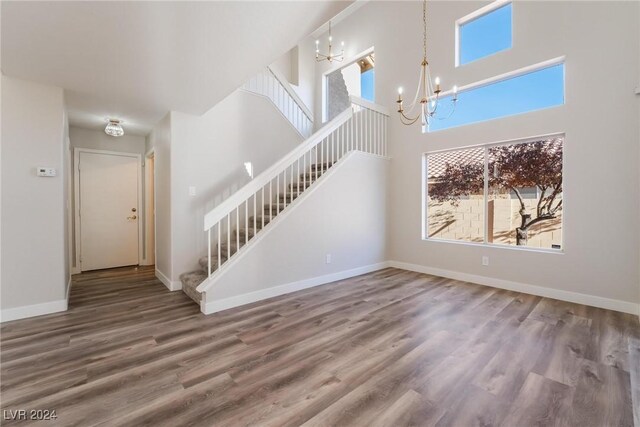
(425, 136), (563, 250)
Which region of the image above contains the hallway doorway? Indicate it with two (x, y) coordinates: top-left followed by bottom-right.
(75, 149), (142, 271)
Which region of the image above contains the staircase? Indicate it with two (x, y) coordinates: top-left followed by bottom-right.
(179, 96), (389, 309)
(179, 161), (335, 304)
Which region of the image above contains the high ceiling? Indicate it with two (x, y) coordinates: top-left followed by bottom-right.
(1, 1), (353, 136)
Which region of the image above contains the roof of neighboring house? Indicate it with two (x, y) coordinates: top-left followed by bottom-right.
(426, 138), (563, 180)
(426, 147), (484, 180)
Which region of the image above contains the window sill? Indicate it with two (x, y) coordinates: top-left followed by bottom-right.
(422, 237), (564, 255)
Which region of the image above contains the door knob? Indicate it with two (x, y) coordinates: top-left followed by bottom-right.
(131, 208), (137, 212)
(127, 215), (137, 220)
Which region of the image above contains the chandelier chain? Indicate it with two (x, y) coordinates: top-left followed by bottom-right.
(423, 0), (427, 60)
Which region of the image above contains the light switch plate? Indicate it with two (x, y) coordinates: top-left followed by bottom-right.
(37, 167), (56, 177)
(189, 186), (196, 196)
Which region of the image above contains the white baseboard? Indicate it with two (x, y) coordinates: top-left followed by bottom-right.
(388, 261), (640, 316)
(0, 299), (68, 323)
(202, 262), (389, 315)
(155, 269), (182, 291)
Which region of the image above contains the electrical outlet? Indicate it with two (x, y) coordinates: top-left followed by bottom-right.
(326, 254), (332, 264)
(482, 256), (489, 266)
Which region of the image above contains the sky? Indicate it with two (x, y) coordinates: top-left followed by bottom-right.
(361, 68), (375, 102)
(430, 3), (564, 132)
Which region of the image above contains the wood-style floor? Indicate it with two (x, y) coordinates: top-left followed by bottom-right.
(1, 266), (638, 426)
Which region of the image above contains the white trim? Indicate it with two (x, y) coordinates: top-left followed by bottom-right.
(267, 66), (313, 120)
(350, 95), (390, 116)
(444, 57), (565, 98)
(202, 262), (390, 315)
(388, 261), (640, 316)
(455, 0), (513, 67)
(74, 148), (143, 272)
(1, 299), (68, 323)
(155, 269), (182, 291)
(142, 149), (155, 267)
(310, 0), (370, 39)
(66, 277), (72, 301)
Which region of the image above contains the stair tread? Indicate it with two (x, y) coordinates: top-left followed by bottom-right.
(179, 270), (206, 303)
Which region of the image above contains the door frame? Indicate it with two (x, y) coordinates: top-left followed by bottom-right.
(73, 147), (143, 272)
(141, 148), (155, 266)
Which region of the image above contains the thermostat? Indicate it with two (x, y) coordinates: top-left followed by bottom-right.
(37, 167), (57, 177)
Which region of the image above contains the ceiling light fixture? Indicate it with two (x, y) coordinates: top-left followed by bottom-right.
(316, 21), (344, 63)
(105, 119), (124, 137)
(396, 0), (458, 133)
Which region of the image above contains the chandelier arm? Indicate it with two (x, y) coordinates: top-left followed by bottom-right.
(399, 112), (422, 125)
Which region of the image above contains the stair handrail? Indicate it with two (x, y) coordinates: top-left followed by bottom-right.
(204, 107), (353, 231)
(267, 66), (314, 122)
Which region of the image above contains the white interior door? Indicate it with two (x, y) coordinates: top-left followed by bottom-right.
(79, 151), (139, 271)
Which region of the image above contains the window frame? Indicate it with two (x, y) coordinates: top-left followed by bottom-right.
(428, 57), (566, 133)
(455, 0), (513, 67)
(422, 133), (566, 254)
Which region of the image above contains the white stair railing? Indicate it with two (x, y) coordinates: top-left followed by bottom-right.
(198, 97), (389, 294)
(242, 67), (314, 138)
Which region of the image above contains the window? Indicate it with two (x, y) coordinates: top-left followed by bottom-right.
(361, 68), (375, 102)
(425, 136), (563, 250)
(324, 51), (375, 121)
(429, 62), (564, 132)
(458, 2), (512, 65)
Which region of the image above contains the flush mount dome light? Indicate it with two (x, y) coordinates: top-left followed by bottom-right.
(105, 119), (124, 137)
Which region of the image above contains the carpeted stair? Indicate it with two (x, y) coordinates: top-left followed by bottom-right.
(179, 161), (334, 304)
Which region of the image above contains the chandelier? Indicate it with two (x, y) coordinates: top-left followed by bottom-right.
(396, 0), (458, 133)
(315, 21), (344, 63)
(105, 119), (124, 137)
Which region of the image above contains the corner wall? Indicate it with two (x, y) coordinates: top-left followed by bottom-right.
(146, 113), (173, 286)
(322, 1), (640, 312)
(169, 90), (302, 283)
(1, 76), (67, 320)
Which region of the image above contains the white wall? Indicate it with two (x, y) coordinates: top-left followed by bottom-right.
(1, 76), (67, 319)
(270, 34), (317, 124)
(69, 126), (146, 155)
(146, 113), (172, 284)
(341, 62), (361, 98)
(321, 1), (640, 310)
(203, 152), (388, 311)
(169, 90), (302, 282)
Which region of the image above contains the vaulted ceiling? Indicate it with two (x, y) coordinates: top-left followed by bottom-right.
(1, 1), (353, 135)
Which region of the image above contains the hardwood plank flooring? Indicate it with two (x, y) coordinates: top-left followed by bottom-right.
(1, 266), (638, 426)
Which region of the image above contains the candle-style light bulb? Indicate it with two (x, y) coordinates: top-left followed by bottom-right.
(398, 87), (403, 95)
(329, 35), (332, 42)
(435, 77), (441, 85)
